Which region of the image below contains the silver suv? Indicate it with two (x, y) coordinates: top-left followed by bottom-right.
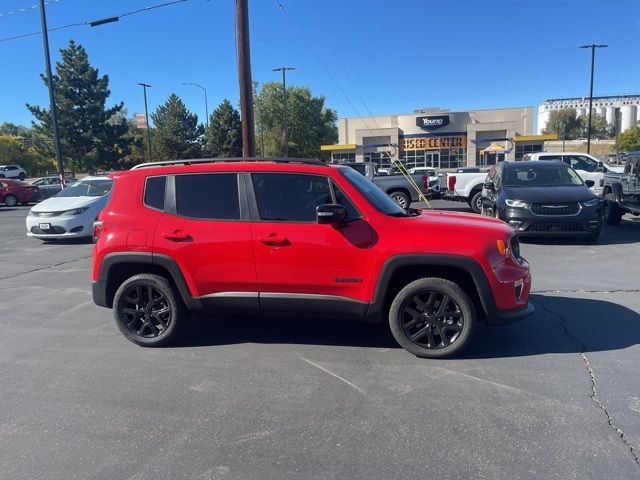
(0, 165), (27, 180)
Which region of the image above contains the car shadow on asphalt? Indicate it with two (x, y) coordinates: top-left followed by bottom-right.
(175, 294), (640, 358)
(39, 237), (94, 245)
(520, 220), (640, 247)
(461, 294), (640, 359)
(177, 313), (400, 350)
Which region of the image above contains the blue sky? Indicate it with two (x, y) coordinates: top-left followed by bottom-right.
(1, 0), (639, 129)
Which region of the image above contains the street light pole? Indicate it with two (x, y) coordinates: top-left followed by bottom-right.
(182, 82), (209, 128)
(137, 83), (152, 162)
(38, 0), (65, 185)
(273, 67), (295, 157)
(579, 43), (607, 154)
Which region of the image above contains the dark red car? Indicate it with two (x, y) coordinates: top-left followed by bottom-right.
(0, 179), (40, 206)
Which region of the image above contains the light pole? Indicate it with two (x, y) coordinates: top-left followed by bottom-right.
(137, 83), (152, 162)
(273, 66), (295, 157)
(182, 82), (209, 128)
(579, 44), (607, 154)
(38, 0), (65, 185)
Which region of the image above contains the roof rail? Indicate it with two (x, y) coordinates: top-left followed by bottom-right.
(130, 157), (328, 170)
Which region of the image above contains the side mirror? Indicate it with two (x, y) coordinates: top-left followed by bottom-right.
(317, 204), (347, 225)
(597, 161), (605, 172)
(483, 181), (495, 191)
(585, 180), (595, 188)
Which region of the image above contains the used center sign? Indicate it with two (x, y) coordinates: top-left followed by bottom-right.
(416, 115), (450, 130)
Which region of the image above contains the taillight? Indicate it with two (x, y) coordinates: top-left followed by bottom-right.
(422, 175), (429, 189)
(93, 221), (103, 242)
(448, 175), (456, 191)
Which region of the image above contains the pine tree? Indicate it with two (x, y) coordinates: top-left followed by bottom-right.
(204, 99), (242, 157)
(27, 40), (131, 173)
(151, 94), (203, 160)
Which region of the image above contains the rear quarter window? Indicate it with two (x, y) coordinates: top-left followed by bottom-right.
(144, 176), (167, 210)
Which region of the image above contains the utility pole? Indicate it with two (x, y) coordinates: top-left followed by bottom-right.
(273, 66), (295, 157)
(579, 44), (607, 154)
(138, 83), (153, 162)
(235, 0), (255, 157)
(38, 0), (65, 185)
(182, 82), (209, 128)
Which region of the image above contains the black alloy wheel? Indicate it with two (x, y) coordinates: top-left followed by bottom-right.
(113, 273), (185, 346)
(389, 277), (475, 358)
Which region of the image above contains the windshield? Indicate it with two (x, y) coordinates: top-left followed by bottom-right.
(340, 167), (408, 215)
(55, 179), (113, 197)
(503, 166), (583, 187)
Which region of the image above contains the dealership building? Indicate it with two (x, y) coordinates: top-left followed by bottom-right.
(321, 106), (555, 170)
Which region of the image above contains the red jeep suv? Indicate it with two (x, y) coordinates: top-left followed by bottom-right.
(92, 159), (533, 358)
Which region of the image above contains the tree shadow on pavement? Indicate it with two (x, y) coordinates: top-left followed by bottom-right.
(175, 294), (640, 358)
(461, 294), (640, 359)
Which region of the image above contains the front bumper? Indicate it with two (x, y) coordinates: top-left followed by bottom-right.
(490, 301), (535, 325)
(501, 205), (601, 237)
(26, 212), (93, 238)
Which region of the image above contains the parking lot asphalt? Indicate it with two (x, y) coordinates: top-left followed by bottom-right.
(1, 201), (639, 480)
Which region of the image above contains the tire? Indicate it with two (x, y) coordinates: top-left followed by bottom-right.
(389, 277), (476, 359)
(603, 194), (623, 226)
(3, 194), (18, 207)
(113, 273), (186, 347)
(389, 190), (410, 210)
(470, 191), (483, 214)
(18, 172), (26, 181)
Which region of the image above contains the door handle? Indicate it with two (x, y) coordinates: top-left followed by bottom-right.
(258, 234), (290, 246)
(162, 230), (192, 242)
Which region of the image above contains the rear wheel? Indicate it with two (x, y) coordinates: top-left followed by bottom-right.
(389, 277), (476, 359)
(470, 191), (483, 214)
(389, 190), (410, 209)
(3, 194), (18, 207)
(18, 172), (26, 181)
(113, 273), (186, 347)
(603, 194), (623, 225)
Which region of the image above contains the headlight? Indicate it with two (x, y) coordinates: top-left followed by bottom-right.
(505, 199), (528, 208)
(62, 207), (89, 215)
(582, 198), (599, 207)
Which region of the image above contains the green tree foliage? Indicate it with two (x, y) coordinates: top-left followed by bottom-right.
(542, 109), (582, 139)
(204, 99), (242, 157)
(150, 94), (203, 160)
(27, 40), (132, 173)
(0, 122), (32, 137)
(578, 112), (613, 139)
(0, 135), (55, 176)
(254, 82), (337, 158)
(617, 125), (640, 152)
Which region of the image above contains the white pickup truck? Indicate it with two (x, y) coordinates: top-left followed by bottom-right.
(443, 168), (489, 213)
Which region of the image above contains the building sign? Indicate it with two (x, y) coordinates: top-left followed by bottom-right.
(135, 113), (148, 129)
(402, 135), (466, 151)
(416, 115), (450, 130)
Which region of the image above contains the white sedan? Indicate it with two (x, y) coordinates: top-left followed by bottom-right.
(26, 176), (113, 240)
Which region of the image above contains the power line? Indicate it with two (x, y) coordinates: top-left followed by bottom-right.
(0, 0), (187, 44)
(0, 0), (62, 19)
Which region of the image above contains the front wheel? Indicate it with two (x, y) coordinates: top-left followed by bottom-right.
(603, 194), (623, 225)
(113, 273), (186, 347)
(3, 194), (18, 207)
(389, 277), (476, 359)
(389, 191), (410, 210)
(470, 191), (483, 214)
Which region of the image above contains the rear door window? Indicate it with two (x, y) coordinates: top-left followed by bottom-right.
(175, 173), (240, 220)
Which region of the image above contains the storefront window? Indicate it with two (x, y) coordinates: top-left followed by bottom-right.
(330, 152), (355, 163)
(515, 143), (544, 161)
